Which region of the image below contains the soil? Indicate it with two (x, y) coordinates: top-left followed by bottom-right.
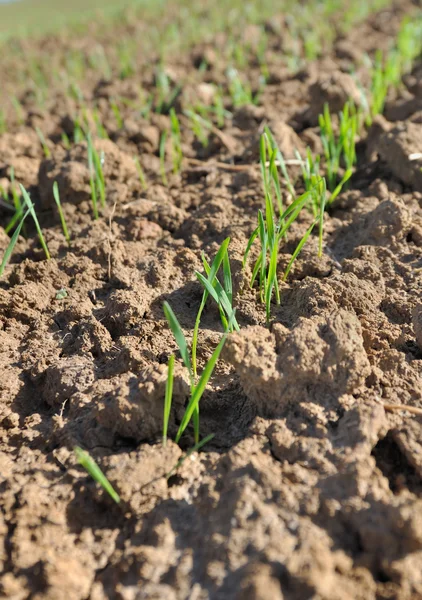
(1, 1), (422, 599)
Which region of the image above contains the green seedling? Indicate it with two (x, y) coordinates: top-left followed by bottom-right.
(196, 250), (239, 334)
(169, 108), (183, 174)
(117, 40), (136, 79)
(319, 103), (357, 190)
(184, 108), (212, 147)
(110, 100), (124, 129)
(191, 237), (231, 379)
(133, 156), (147, 190)
(61, 132), (71, 150)
(19, 185), (50, 260)
(5, 167), (24, 234)
(35, 127), (51, 159)
(159, 131), (168, 186)
(74, 446), (120, 504)
(397, 17), (422, 74)
(163, 242), (234, 443)
(11, 96), (24, 125)
(52, 182), (70, 243)
(227, 67), (259, 107)
(92, 108), (109, 139)
(296, 147), (321, 192)
(73, 115), (86, 144)
(155, 67), (181, 114)
(0, 208), (30, 277)
(163, 354), (175, 447)
(87, 135), (106, 218)
(263, 126), (296, 202)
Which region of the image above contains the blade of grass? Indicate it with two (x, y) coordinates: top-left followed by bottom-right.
(175, 334), (227, 443)
(74, 446), (120, 504)
(19, 184), (50, 260)
(163, 354), (175, 447)
(0, 209), (30, 277)
(53, 182), (70, 244)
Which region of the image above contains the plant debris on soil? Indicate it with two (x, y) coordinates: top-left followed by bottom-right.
(1, 0), (422, 598)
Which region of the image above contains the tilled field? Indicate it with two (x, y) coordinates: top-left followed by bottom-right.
(1, 1), (422, 598)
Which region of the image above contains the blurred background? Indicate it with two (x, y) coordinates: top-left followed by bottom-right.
(0, 0), (135, 39)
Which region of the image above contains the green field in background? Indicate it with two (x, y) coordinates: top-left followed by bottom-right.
(0, 0), (136, 40)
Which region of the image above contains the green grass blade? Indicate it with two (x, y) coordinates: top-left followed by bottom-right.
(0, 209), (30, 277)
(192, 238), (230, 379)
(175, 335), (226, 443)
(265, 235), (279, 323)
(20, 184), (51, 260)
(283, 219), (317, 281)
(195, 272), (240, 332)
(163, 301), (193, 384)
(222, 250), (233, 304)
(53, 182), (70, 244)
(163, 354), (175, 447)
(74, 446), (120, 504)
(243, 226), (259, 267)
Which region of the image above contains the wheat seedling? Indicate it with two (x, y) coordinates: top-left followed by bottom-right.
(169, 108), (183, 174)
(20, 184), (50, 260)
(134, 156), (147, 190)
(52, 182), (70, 243)
(35, 127), (51, 159)
(159, 131), (168, 186)
(74, 446), (120, 504)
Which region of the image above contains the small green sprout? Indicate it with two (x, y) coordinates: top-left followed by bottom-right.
(191, 238), (232, 379)
(110, 99), (124, 129)
(319, 102), (356, 190)
(5, 167), (24, 235)
(52, 182), (70, 244)
(133, 156), (147, 190)
(0, 208), (30, 278)
(197, 248), (239, 335)
(184, 108), (212, 147)
(163, 354), (175, 447)
(61, 132), (71, 150)
(227, 67), (259, 107)
(169, 108), (183, 174)
(163, 280), (231, 445)
(87, 135), (106, 218)
(35, 127), (51, 159)
(20, 184), (50, 260)
(155, 67), (181, 114)
(11, 96), (24, 126)
(74, 446), (120, 504)
(159, 131), (168, 186)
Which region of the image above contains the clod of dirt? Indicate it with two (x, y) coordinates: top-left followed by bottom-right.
(306, 71), (363, 123)
(98, 288), (149, 338)
(42, 356), (96, 407)
(378, 122), (422, 191)
(224, 309), (370, 416)
(95, 365), (189, 441)
(38, 139), (139, 208)
(412, 304), (422, 350)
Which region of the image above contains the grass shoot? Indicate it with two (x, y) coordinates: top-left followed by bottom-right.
(169, 108), (183, 174)
(74, 446), (120, 504)
(52, 182), (70, 243)
(20, 184), (51, 260)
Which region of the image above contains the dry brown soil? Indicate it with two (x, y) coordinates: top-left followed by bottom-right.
(1, 2), (422, 599)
